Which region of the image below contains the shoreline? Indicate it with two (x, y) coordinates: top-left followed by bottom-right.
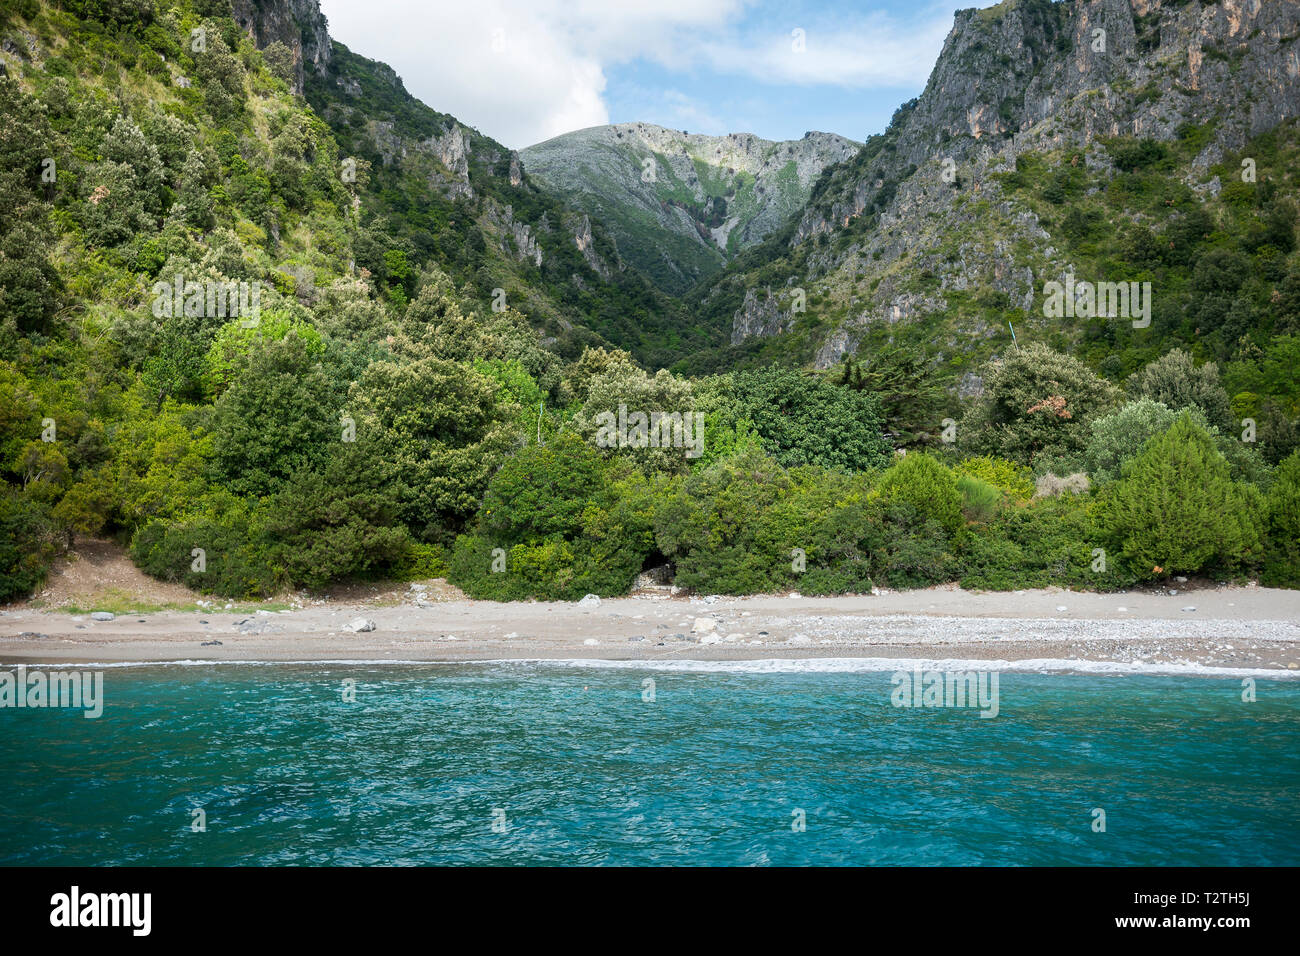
(2, 584), (1298, 673)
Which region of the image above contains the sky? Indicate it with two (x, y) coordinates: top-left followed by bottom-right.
(316, 0), (1000, 150)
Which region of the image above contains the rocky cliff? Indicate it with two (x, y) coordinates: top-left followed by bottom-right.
(695, 0), (1300, 370)
(231, 0), (331, 95)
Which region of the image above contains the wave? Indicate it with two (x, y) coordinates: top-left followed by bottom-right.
(7, 656), (1296, 679)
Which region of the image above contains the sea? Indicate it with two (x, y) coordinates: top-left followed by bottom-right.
(2, 659), (1297, 866)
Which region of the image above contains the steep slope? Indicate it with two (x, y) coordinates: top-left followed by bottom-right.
(683, 0), (1300, 381)
(521, 124), (859, 294)
(293, 14), (708, 366)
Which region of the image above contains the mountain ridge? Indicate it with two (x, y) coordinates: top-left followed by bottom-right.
(520, 122), (859, 294)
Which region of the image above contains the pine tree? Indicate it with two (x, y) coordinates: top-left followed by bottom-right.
(1101, 414), (1264, 578)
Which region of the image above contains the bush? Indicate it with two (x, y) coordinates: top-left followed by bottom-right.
(1098, 415), (1265, 580)
(261, 449), (414, 591)
(0, 487), (57, 603)
(874, 453), (963, 535)
(866, 500), (959, 589)
(210, 333), (341, 498)
(1035, 472), (1091, 497)
(957, 473), (1003, 524)
(654, 449), (793, 594)
(960, 495), (1119, 591)
(1128, 348), (1234, 431)
(727, 365), (892, 471)
(130, 497), (279, 597)
(1081, 398), (1180, 483)
(961, 343), (1121, 469)
(389, 542), (449, 581)
(350, 355), (514, 542)
(1261, 450), (1300, 586)
(954, 455), (1035, 500)
(449, 434), (656, 600)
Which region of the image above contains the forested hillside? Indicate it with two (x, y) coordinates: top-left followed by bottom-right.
(1, 0), (1297, 606)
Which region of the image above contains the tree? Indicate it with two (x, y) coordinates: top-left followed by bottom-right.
(350, 355), (514, 542)
(727, 365), (892, 471)
(263, 446), (413, 590)
(394, 273), (561, 394)
(874, 453), (963, 535)
(0, 77), (60, 333)
(1262, 450), (1300, 586)
(210, 333), (341, 497)
(1082, 398), (1182, 483)
(177, 150), (215, 229)
(831, 346), (950, 446)
(0, 487), (56, 603)
(262, 41), (297, 88)
(1128, 348), (1234, 430)
(568, 356), (699, 475)
(960, 343), (1121, 469)
(1099, 415), (1264, 579)
(449, 433), (656, 599)
(653, 447), (795, 594)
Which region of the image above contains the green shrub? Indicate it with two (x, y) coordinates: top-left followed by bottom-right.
(130, 497), (279, 597)
(0, 487), (57, 603)
(1261, 450), (1300, 586)
(1128, 348), (1234, 431)
(960, 495), (1117, 591)
(874, 453), (963, 535)
(1098, 415), (1265, 580)
(867, 500), (959, 589)
(261, 451), (414, 591)
(654, 448), (793, 594)
(210, 333), (341, 498)
(449, 434), (655, 600)
(957, 473), (1003, 524)
(954, 455), (1035, 500)
(961, 343), (1121, 469)
(1082, 398), (1180, 483)
(727, 365), (892, 471)
(389, 542), (449, 581)
(756, 466), (875, 595)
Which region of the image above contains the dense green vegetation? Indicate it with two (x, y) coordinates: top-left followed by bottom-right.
(303, 43), (704, 370)
(1, 0), (1297, 604)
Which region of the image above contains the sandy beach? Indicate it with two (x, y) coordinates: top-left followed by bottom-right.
(3, 577), (1298, 673)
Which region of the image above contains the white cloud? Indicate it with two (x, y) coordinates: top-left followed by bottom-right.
(701, 12), (955, 87)
(317, 0), (955, 149)
(660, 90), (730, 136)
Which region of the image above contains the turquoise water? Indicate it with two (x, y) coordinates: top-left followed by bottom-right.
(1, 662), (1296, 866)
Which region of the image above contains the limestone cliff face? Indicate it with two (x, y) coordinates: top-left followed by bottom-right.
(716, 0), (1300, 363)
(799, 0), (1300, 244)
(731, 288), (795, 345)
(231, 0), (331, 95)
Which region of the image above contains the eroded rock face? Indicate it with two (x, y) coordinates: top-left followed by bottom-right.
(574, 215), (610, 279)
(799, 0), (1300, 245)
(732, 287), (793, 345)
(487, 203), (543, 266)
(428, 124), (473, 200)
(231, 0), (331, 95)
(721, 0), (1300, 366)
